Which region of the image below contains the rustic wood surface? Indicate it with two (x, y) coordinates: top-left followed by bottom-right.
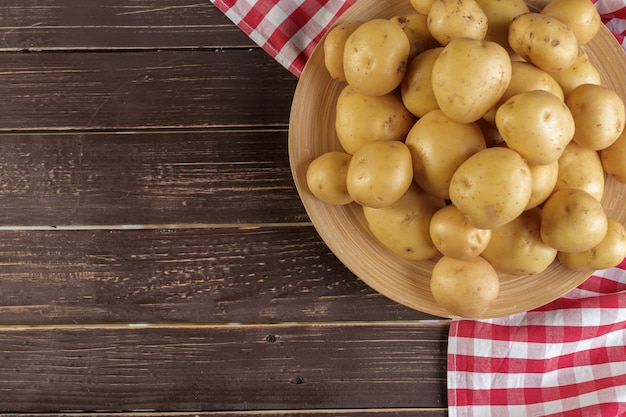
(0, 1), (449, 415)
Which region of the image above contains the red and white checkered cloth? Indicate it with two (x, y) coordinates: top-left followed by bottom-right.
(211, 0), (626, 415)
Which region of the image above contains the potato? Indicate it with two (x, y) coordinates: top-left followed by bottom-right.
(335, 85), (416, 155)
(554, 141), (604, 201)
(401, 47), (444, 117)
(343, 19), (410, 96)
(427, 0), (488, 46)
(346, 140), (413, 208)
(566, 84), (626, 151)
(409, 0), (435, 15)
(526, 160), (558, 210)
(430, 255), (499, 318)
(495, 90), (575, 165)
(600, 128), (626, 183)
(481, 208), (557, 275)
(323, 22), (362, 82)
(508, 13), (578, 72)
(405, 109), (486, 199)
(432, 38), (512, 123)
(449, 147), (532, 230)
(483, 61), (564, 125)
(306, 152), (353, 205)
(363, 183), (444, 261)
(541, 0), (602, 46)
(429, 205), (491, 260)
(390, 14), (438, 62)
(558, 218), (626, 270)
(540, 189), (608, 253)
(548, 48), (602, 97)
(475, 0), (530, 53)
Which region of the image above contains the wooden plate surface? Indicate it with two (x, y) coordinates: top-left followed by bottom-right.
(288, 0), (626, 318)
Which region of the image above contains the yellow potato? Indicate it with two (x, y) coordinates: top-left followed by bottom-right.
(346, 140), (413, 208)
(481, 208), (557, 275)
(432, 38), (512, 123)
(449, 147), (532, 230)
(554, 141), (604, 201)
(429, 204), (491, 260)
(508, 12), (578, 72)
(405, 109), (486, 199)
(558, 218), (626, 270)
(548, 48), (602, 97)
(427, 0), (488, 46)
(401, 47), (444, 117)
(540, 189), (608, 253)
(483, 61), (564, 125)
(526, 161), (558, 210)
(600, 128), (626, 183)
(343, 19), (410, 96)
(363, 183), (444, 261)
(566, 84), (626, 151)
(390, 13), (438, 62)
(409, 0), (435, 15)
(475, 0), (529, 53)
(323, 22), (362, 82)
(495, 90), (575, 165)
(306, 152), (353, 205)
(335, 85), (416, 155)
(430, 255), (500, 318)
(541, 0), (602, 45)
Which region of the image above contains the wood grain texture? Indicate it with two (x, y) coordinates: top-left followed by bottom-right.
(2, 411), (448, 416)
(0, 50), (296, 131)
(0, 0), (254, 50)
(0, 227), (438, 324)
(0, 131), (307, 225)
(0, 323), (448, 412)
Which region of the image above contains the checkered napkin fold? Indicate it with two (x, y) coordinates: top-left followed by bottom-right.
(211, 0), (626, 415)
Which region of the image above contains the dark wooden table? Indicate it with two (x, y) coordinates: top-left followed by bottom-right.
(0, 1), (449, 415)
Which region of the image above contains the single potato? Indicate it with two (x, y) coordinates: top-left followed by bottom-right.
(390, 14), (438, 62)
(405, 109), (486, 200)
(346, 140), (413, 208)
(409, 0), (435, 15)
(427, 0), (488, 45)
(540, 189), (608, 253)
(432, 38), (512, 123)
(306, 152), (353, 205)
(343, 19), (410, 96)
(558, 218), (626, 270)
(541, 0), (602, 46)
(600, 128), (626, 183)
(481, 208), (557, 275)
(508, 12), (578, 72)
(548, 48), (602, 97)
(335, 85), (416, 155)
(430, 255), (500, 318)
(566, 83), (626, 151)
(449, 147), (532, 230)
(495, 90), (575, 165)
(363, 183), (444, 261)
(554, 141), (605, 201)
(401, 47), (444, 117)
(429, 204), (492, 260)
(526, 160), (559, 210)
(475, 0), (529, 53)
(323, 22), (362, 82)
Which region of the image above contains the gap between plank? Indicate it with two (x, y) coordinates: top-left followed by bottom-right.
(0, 223), (313, 231)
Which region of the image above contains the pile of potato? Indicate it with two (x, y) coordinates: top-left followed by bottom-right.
(305, 0), (626, 317)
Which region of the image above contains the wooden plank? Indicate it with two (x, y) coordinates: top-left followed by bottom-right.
(0, 0), (255, 50)
(0, 227), (439, 324)
(0, 322), (449, 412)
(0, 131), (307, 225)
(3, 410), (448, 416)
(0, 50), (296, 131)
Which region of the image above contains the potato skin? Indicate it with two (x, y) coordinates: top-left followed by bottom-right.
(526, 161), (558, 210)
(427, 0), (488, 46)
(390, 13), (438, 62)
(554, 141), (605, 202)
(429, 205), (491, 260)
(363, 183), (444, 261)
(343, 19), (410, 96)
(306, 152), (353, 205)
(401, 47), (444, 118)
(323, 22), (362, 82)
(601, 128), (626, 183)
(541, 0), (602, 46)
(548, 49), (601, 97)
(346, 140), (413, 208)
(432, 38), (512, 123)
(558, 218), (626, 270)
(475, 0), (529, 53)
(508, 12), (578, 72)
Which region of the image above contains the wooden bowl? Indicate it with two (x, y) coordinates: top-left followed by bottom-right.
(288, 0), (626, 318)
